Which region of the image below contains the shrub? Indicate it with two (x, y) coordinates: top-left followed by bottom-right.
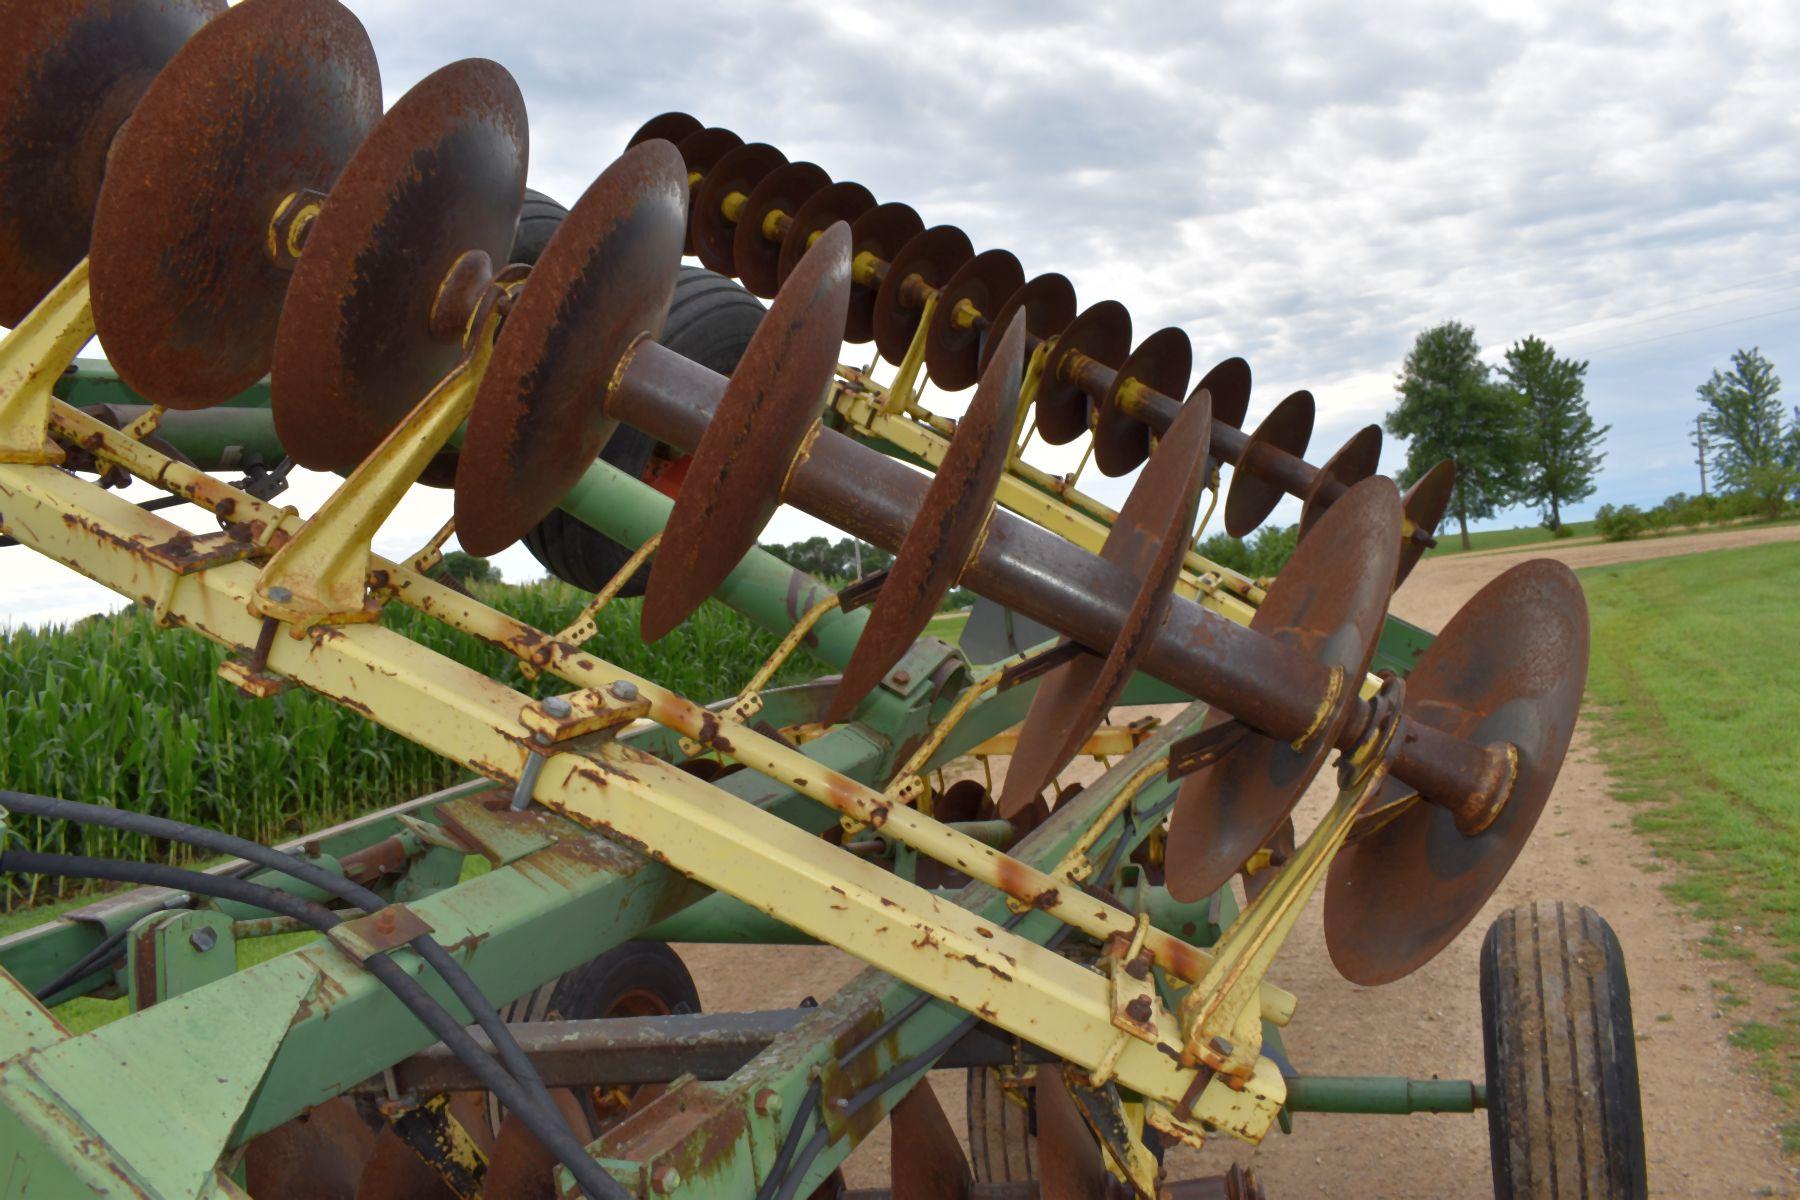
(1594, 503), (1647, 542)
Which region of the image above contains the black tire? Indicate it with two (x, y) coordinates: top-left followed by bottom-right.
(965, 1065), (1037, 1184)
(1481, 901), (1646, 1199)
(509, 188), (765, 595)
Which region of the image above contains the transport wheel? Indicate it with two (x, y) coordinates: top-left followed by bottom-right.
(1482, 901), (1647, 1199)
(966, 1064), (1038, 1184)
(511, 188), (765, 595)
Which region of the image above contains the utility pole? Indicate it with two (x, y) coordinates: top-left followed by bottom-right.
(1693, 413), (1709, 497)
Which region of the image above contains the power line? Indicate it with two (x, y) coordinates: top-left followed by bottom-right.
(1579, 302), (1800, 357)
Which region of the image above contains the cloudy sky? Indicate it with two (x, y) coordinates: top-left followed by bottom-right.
(7, 0), (1799, 625)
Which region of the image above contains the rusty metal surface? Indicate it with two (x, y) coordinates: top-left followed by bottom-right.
(1165, 476), (1403, 902)
(734, 160), (830, 297)
(271, 58), (526, 472)
(690, 140), (786, 275)
(889, 1083), (974, 1200)
(1034, 1070), (1112, 1200)
(845, 201), (924, 343)
(0, 0), (222, 325)
(455, 139), (688, 555)
(1095, 326), (1193, 477)
(1297, 423), (1383, 537)
(88, 0), (380, 410)
(923, 248), (1026, 391)
(671, 126), (743, 256)
(1222, 389), (1314, 537)
(244, 1096), (377, 1200)
(978, 273), (1077, 377)
(478, 1089), (594, 1200)
(873, 224), (975, 364)
(1038, 300), (1130, 445)
(627, 111), (702, 148)
(1192, 356), (1252, 474)
(1324, 559), (1589, 985)
(640, 222), (851, 641)
(779, 180), (876, 288)
(997, 393), (1211, 817)
(356, 1123), (467, 1200)
(828, 315), (1025, 723)
(1396, 458), (1456, 586)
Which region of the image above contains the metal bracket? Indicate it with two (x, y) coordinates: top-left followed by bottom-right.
(0, 261), (92, 465)
(327, 904), (434, 965)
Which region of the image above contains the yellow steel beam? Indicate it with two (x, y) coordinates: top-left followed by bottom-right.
(0, 262), (95, 464)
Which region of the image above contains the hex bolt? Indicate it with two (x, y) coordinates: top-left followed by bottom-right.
(754, 1088), (782, 1118)
(266, 585), (292, 603)
(188, 927), (218, 953)
(609, 679), (640, 702)
(651, 1164), (682, 1194)
(891, 669), (911, 686)
(542, 695), (573, 718)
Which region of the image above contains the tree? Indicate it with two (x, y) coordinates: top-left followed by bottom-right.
(1386, 322), (1526, 549)
(1698, 348), (1794, 517)
(440, 551), (500, 586)
(1497, 335), (1607, 531)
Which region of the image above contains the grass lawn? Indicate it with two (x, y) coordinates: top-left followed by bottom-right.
(1427, 519), (1597, 556)
(924, 609), (969, 641)
(1581, 540), (1800, 1138)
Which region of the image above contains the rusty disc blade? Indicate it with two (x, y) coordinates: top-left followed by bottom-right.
(1164, 476), (1403, 902)
(455, 140), (689, 556)
(88, 0), (379, 410)
(733, 160), (830, 298)
(978, 272), (1076, 376)
(627, 111), (701, 148)
(1324, 559), (1588, 985)
(271, 59), (526, 473)
(0, 0), (222, 326)
(872, 224), (974, 365)
(997, 391), (1212, 817)
(1396, 458), (1455, 587)
(1193, 356), (1251, 474)
(828, 313), (1026, 723)
(923, 247), (1025, 391)
(641, 222), (851, 641)
(244, 1097), (376, 1200)
(671, 126), (742, 256)
(1035, 1070), (1111, 1200)
(1095, 326), (1193, 477)
(777, 180), (874, 289)
(1298, 423), (1383, 538)
(1222, 389), (1313, 537)
(1038, 299), (1130, 446)
(690, 140), (785, 275)
(845, 201), (923, 343)
(478, 1089), (595, 1200)
(888, 1083), (974, 1200)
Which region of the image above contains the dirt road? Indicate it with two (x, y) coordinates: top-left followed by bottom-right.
(681, 522), (1800, 1196)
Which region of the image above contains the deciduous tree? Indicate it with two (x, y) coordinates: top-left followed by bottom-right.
(1498, 335), (1607, 531)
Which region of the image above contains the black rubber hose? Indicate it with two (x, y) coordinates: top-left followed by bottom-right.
(32, 922), (133, 1003)
(0, 849), (627, 1200)
(0, 791), (553, 1118)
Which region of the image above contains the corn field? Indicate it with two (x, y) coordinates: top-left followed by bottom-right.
(0, 578), (824, 908)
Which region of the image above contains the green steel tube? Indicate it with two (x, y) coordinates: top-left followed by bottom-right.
(1282, 1075), (1486, 1114)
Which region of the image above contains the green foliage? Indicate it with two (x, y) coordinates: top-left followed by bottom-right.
(761, 535), (892, 583)
(1698, 348), (1787, 494)
(1593, 503), (1647, 542)
(0, 579), (823, 909)
(1386, 321), (1527, 549)
(1498, 335), (1607, 531)
(439, 551), (500, 585)
(1195, 524), (1299, 579)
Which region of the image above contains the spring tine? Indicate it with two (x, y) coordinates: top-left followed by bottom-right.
(996, 391), (1212, 818)
(827, 313), (1027, 724)
(1222, 389), (1314, 537)
(1297, 423), (1383, 538)
(455, 139), (690, 556)
(0, 0), (223, 325)
(88, 0), (381, 411)
(640, 222), (852, 641)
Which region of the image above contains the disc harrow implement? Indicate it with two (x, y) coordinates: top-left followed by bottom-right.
(0, 17), (1639, 1200)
